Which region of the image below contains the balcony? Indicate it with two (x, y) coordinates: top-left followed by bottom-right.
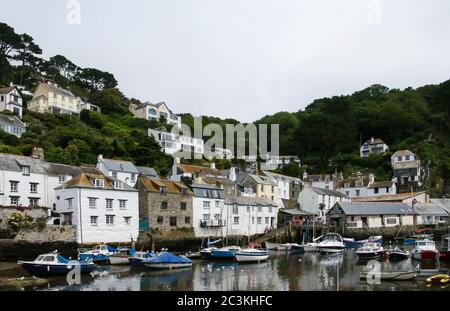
(200, 219), (227, 228)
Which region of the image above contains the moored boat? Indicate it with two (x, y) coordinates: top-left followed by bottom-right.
(388, 247), (410, 261)
(360, 268), (418, 281)
(343, 236), (383, 249)
(411, 240), (438, 261)
(318, 233), (346, 254)
(129, 251), (155, 266)
(235, 248), (269, 263)
(18, 252), (97, 277)
(265, 241), (292, 251)
(78, 244), (116, 263)
(109, 247), (136, 265)
(439, 235), (450, 261)
(143, 252), (192, 270)
(290, 244), (305, 254)
(211, 246), (241, 259)
(355, 242), (386, 260)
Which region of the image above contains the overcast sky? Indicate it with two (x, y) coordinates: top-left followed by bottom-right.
(1, 0), (450, 122)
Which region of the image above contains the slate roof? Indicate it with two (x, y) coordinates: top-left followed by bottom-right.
(367, 181), (394, 189)
(0, 114), (25, 128)
(352, 191), (426, 202)
(336, 175), (370, 189)
(225, 196), (278, 207)
(262, 171), (303, 184)
(56, 173), (136, 191)
(200, 176), (235, 186)
(177, 164), (219, 176)
(332, 202), (416, 215)
(248, 174), (277, 186)
(281, 208), (314, 216)
(414, 203), (448, 216)
(100, 158), (139, 173)
(32, 83), (77, 100)
(190, 183), (225, 199)
(139, 177), (192, 195)
(0, 86), (16, 94)
(312, 187), (348, 198)
(137, 166), (158, 178)
(0, 153), (46, 174)
(430, 199), (450, 214)
(392, 150), (415, 157)
(303, 174), (335, 183)
(43, 162), (99, 176)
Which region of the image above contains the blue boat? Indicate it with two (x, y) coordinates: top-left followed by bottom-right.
(143, 252), (192, 270)
(78, 245), (116, 263)
(199, 238), (222, 259)
(211, 246), (241, 259)
(343, 236), (384, 249)
(129, 251), (156, 266)
(18, 252), (97, 277)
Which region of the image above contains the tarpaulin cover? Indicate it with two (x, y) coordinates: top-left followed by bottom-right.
(144, 252), (192, 264)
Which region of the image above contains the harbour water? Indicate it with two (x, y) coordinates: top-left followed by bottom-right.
(2, 244), (450, 291)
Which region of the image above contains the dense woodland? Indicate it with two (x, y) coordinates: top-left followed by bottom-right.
(0, 21), (449, 196)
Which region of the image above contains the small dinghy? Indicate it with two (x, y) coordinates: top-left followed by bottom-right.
(388, 247), (410, 261)
(360, 268), (419, 281)
(18, 252), (97, 277)
(235, 248), (269, 263)
(355, 243), (386, 260)
(143, 252), (192, 270)
(129, 251), (155, 266)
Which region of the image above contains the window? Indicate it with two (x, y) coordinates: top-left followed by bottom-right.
(10, 181), (19, 192)
(203, 201), (210, 208)
(269, 206), (273, 213)
(161, 201), (168, 209)
(405, 155), (410, 161)
(170, 217), (177, 226)
(180, 202), (187, 210)
(157, 216), (164, 223)
(22, 166), (30, 175)
(252, 217), (255, 224)
(90, 216), (98, 226)
(58, 175), (66, 183)
(374, 188), (379, 194)
(213, 190), (218, 197)
(233, 205), (239, 215)
(112, 171), (118, 179)
(88, 198), (97, 208)
(386, 187), (389, 193)
(214, 214), (221, 220)
(233, 217), (239, 224)
(105, 215), (115, 225)
(29, 198), (39, 206)
(215, 201), (220, 208)
(119, 200), (127, 209)
(114, 181), (123, 189)
(160, 186), (167, 193)
(95, 179), (104, 188)
(106, 199), (113, 209)
(67, 198), (73, 207)
(203, 214), (210, 221)
(124, 217), (132, 225)
(185, 217), (190, 224)
(397, 156), (402, 161)
(10, 197), (19, 205)
(356, 190), (360, 197)
(346, 191), (350, 196)
(257, 217), (262, 224)
(271, 186), (274, 193)
(247, 206), (250, 212)
(258, 205), (262, 212)
(131, 173), (136, 182)
(265, 217), (270, 224)
(27, 182), (38, 193)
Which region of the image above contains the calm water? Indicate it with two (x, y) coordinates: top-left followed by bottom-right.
(13, 244), (450, 291)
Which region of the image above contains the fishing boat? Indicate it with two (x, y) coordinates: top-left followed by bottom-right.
(439, 235), (450, 261)
(109, 247), (136, 265)
(411, 240), (439, 261)
(235, 248), (269, 263)
(128, 251), (155, 266)
(355, 242), (386, 260)
(211, 246), (241, 259)
(78, 244), (116, 263)
(264, 241), (292, 251)
(388, 247), (410, 261)
(143, 252), (192, 270)
(318, 233), (346, 254)
(343, 236), (383, 249)
(360, 268), (418, 281)
(18, 252), (97, 277)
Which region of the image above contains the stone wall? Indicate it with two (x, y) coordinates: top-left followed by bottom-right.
(0, 206), (48, 230)
(13, 225), (77, 243)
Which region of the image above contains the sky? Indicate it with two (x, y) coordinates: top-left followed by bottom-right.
(1, 0), (450, 122)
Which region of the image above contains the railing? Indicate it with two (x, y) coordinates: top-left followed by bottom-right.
(200, 220), (227, 228)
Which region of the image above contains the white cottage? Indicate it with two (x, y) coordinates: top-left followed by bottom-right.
(360, 137), (389, 157)
(130, 101), (181, 127)
(55, 173), (139, 244)
(0, 114), (26, 137)
(96, 155), (140, 187)
(0, 84), (23, 117)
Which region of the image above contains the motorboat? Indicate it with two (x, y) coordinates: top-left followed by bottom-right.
(388, 247), (410, 261)
(343, 236), (383, 249)
(18, 252), (97, 277)
(78, 244), (115, 263)
(411, 240), (439, 261)
(317, 233), (346, 254)
(299, 236), (323, 252)
(290, 244), (305, 254)
(129, 251), (155, 266)
(199, 238), (221, 259)
(439, 235), (450, 261)
(264, 241), (292, 251)
(235, 248), (269, 263)
(211, 246), (241, 259)
(360, 267), (418, 281)
(109, 247), (136, 265)
(142, 252), (192, 270)
(355, 242), (386, 260)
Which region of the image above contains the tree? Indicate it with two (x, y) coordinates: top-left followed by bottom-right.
(0, 22), (22, 60)
(77, 68), (117, 90)
(43, 55), (79, 86)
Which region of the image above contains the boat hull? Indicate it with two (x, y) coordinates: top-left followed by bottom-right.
(389, 253), (409, 261)
(291, 245), (305, 254)
(356, 251), (386, 260)
(439, 251), (450, 261)
(78, 253), (109, 263)
(302, 244), (318, 252)
(235, 252), (269, 263)
(265, 242), (291, 251)
(360, 270), (418, 281)
(108, 256), (130, 265)
(211, 250), (237, 259)
(19, 262), (97, 277)
(143, 262), (192, 270)
(319, 246), (345, 254)
(412, 250), (438, 261)
(200, 251), (213, 259)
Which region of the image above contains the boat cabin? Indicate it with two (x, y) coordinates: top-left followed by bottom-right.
(414, 240), (436, 250)
(34, 254), (59, 263)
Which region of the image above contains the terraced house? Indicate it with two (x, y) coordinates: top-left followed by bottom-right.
(137, 176), (193, 232)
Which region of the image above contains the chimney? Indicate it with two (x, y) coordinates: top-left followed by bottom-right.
(210, 162), (216, 170)
(229, 167), (236, 182)
(32, 147), (45, 161)
(302, 171), (308, 180)
(97, 154), (103, 164)
(369, 174), (375, 183)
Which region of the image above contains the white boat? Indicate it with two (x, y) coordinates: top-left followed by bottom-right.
(360, 268), (418, 281)
(300, 235), (323, 252)
(411, 239), (438, 261)
(108, 248), (135, 265)
(318, 233), (346, 254)
(265, 241), (292, 251)
(235, 248), (269, 263)
(355, 243), (386, 260)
